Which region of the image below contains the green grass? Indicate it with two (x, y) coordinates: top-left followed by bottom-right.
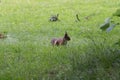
(0, 0), (120, 80)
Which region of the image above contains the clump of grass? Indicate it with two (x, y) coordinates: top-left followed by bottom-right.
(68, 39), (120, 80)
(48, 38), (120, 80)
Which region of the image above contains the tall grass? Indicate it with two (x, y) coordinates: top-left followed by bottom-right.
(0, 0), (120, 80)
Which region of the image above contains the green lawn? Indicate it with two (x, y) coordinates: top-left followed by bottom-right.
(0, 0), (120, 80)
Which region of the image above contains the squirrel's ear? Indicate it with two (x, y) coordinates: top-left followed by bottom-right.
(65, 32), (68, 36)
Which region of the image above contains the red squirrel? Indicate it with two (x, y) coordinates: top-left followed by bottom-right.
(51, 32), (70, 46)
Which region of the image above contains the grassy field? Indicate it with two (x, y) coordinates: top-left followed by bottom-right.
(0, 0), (120, 80)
